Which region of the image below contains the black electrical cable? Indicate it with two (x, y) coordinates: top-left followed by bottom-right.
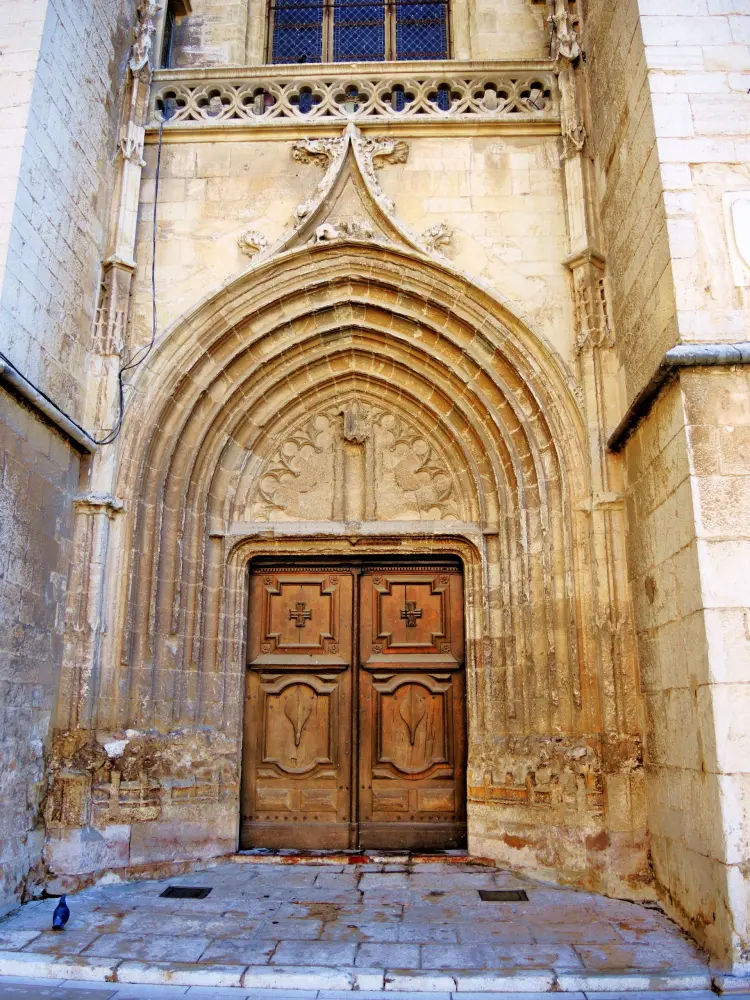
(95, 118), (165, 446)
(0, 119), (166, 449)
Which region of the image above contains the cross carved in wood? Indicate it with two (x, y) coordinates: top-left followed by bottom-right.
(289, 601), (313, 628)
(400, 601), (423, 628)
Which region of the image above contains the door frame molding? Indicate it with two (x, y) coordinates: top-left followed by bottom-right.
(220, 525), (486, 852)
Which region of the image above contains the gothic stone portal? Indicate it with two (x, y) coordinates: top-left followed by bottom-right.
(241, 563), (467, 850)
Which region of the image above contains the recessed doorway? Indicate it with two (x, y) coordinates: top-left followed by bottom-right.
(240, 559), (467, 850)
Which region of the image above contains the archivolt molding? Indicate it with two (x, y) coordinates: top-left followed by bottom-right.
(100, 244), (597, 753)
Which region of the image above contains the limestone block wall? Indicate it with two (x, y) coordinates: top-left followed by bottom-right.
(0, 0), (48, 299)
(583, 0), (677, 406)
(169, 0), (548, 67)
(624, 369), (750, 967)
(0, 0), (135, 914)
(584, 0), (750, 969)
(0, 0), (134, 420)
(641, 1), (750, 347)
(0, 393), (79, 916)
(131, 135), (573, 363)
(36, 99), (650, 900)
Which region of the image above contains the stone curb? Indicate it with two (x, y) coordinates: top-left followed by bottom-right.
(0, 952), (720, 993)
(556, 972), (713, 992)
(713, 974), (750, 994)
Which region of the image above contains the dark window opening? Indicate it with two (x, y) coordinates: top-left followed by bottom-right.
(161, 3), (176, 67)
(269, 0), (449, 64)
(160, 0), (192, 68)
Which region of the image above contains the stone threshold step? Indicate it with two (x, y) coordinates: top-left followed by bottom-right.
(231, 852), (496, 867)
(0, 953), (718, 993)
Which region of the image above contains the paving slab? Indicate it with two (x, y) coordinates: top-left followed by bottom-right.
(0, 988), (117, 999)
(0, 857), (712, 993)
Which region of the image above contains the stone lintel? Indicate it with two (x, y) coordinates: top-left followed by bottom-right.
(226, 519), (484, 541)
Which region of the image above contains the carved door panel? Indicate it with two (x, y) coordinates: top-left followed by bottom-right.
(241, 569), (354, 849)
(358, 569), (466, 850)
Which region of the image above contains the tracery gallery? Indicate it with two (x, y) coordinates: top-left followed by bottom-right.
(1, 0), (750, 979)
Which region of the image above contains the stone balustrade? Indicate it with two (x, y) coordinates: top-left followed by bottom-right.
(148, 61), (559, 131)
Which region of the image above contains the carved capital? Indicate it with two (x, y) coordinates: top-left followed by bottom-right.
(339, 400), (370, 443)
(74, 492), (125, 516)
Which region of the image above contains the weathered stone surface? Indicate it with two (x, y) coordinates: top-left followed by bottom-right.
(1, 0), (750, 979)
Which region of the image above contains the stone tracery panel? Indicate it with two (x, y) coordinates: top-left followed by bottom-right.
(243, 400), (465, 522)
(149, 67), (559, 128)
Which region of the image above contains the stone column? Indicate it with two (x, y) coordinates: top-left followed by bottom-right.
(556, 0), (647, 895)
(50, 1), (157, 871)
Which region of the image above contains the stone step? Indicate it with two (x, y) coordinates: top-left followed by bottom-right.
(0, 952), (720, 993)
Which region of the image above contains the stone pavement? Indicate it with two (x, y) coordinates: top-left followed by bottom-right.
(0, 855), (725, 994)
(0, 985), (746, 1000)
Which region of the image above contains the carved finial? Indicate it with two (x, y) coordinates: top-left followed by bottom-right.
(562, 117), (587, 159)
(422, 222), (454, 255)
(238, 229), (268, 258)
(130, 0), (163, 75)
(118, 122), (146, 166)
(549, 0), (580, 62)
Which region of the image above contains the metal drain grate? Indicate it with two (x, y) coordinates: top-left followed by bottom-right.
(160, 886), (212, 899)
(479, 889), (528, 902)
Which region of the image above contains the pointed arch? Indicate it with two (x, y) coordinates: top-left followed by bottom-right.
(99, 242), (596, 751)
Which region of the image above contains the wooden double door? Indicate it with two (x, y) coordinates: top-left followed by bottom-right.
(241, 562), (466, 851)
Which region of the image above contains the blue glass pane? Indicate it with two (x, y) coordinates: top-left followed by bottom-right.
(272, 0), (324, 64)
(333, 2), (385, 62)
(395, 1), (448, 60)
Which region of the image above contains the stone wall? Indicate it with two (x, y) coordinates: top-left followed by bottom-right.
(583, 0), (677, 407)
(0, 392), (79, 916)
(168, 0), (549, 67)
(0, 0), (48, 298)
(39, 97), (646, 898)
(624, 369), (750, 968)
(0, 0), (134, 420)
(642, 0), (750, 349)
(0, 0), (135, 915)
(584, 0), (750, 970)
(131, 134), (573, 362)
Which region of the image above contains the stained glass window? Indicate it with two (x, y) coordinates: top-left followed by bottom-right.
(395, 2), (448, 61)
(271, 0), (325, 64)
(269, 0), (449, 63)
(333, 3), (386, 62)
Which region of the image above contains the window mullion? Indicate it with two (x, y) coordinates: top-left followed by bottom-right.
(323, 0), (332, 62)
(386, 0), (395, 61)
